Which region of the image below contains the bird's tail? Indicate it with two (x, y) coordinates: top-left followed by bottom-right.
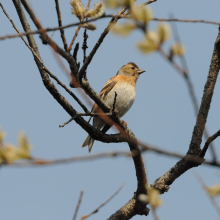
(82, 135), (94, 153)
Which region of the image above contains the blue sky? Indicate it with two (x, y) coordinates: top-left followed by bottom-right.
(1, 0), (220, 219)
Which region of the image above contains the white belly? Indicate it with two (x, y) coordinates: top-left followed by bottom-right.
(105, 83), (136, 117)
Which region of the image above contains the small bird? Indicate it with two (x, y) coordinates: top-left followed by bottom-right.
(82, 62), (145, 152)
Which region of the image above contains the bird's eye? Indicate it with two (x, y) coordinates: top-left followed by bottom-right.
(131, 67), (135, 70)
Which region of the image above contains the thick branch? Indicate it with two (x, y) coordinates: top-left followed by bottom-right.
(188, 27), (220, 155)
(151, 26), (220, 194)
(167, 15), (217, 162)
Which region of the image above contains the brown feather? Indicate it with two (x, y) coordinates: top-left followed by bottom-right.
(127, 62), (139, 68)
(99, 78), (117, 100)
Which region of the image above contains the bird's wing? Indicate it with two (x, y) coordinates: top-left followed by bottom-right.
(99, 76), (117, 100)
(89, 76), (117, 115)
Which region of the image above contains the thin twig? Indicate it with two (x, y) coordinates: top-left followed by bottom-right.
(59, 115), (78, 127)
(194, 172), (220, 218)
(82, 28), (88, 80)
(158, 48), (187, 76)
(54, 0), (68, 51)
(69, 25), (82, 51)
(79, 183), (125, 220)
(59, 112), (112, 128)
(200, 129), (220, 158)
(84, 0), (91, 14)
(151, 208), (159, 220)
(5, 138), (220, 167)
(73, 191), (84, 220)
(73, 42), (79, 63)
(7, 140), (220, 168)
(169, 12), (217, 163)
(143, 0), (157, 6)
(0, 2), (31, 50)
(1, 16), (219, 41)
(82, 29), (88, 64)
(151, 17), (220, 25)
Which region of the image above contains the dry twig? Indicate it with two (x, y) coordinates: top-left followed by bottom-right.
(54, 0), (68, 51)
(59, 112), (112, 128)
(200, 129), (220, 158)
(1, 16), (219, 41)
(73, 191), (84, 220)
(6, 144), (220, 168)
(79, 184), (125, 220)
(69, 25), (82, 51)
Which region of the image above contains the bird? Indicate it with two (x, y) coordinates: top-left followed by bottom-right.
(82, 62), (145, 152)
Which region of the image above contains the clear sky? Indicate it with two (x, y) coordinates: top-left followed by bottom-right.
(1, 0), (220, 219)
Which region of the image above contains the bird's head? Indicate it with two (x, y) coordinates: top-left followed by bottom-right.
(117, 62), (145, 78)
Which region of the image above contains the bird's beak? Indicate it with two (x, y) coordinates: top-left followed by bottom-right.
(137, 69), (146, 75)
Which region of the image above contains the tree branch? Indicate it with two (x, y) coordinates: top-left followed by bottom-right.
(151, 26), (220, 194)
(168, 13), (217, 162)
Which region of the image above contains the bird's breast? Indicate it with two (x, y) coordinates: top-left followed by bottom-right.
(105, 82), (136, 118)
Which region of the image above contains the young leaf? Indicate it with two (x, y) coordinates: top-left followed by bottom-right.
(0, 127), (6, 145)
(85, 2), (105, 18)
(81, 23), (97, 31)
(0, 131), (32, 164)
(207, 183), (220, 197)
(104, 0), (131, 9)
(131, 4), (152, 24)
(70, 0), (84, 19)
(110, 23), (135, 36)
(148, 188), (163, 209)
(170, 43), (185, 56)
(157, 23), (171, 44)
(137, 31), (159, 54)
